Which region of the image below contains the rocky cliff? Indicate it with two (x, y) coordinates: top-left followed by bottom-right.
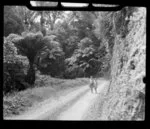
(101, 7), (146, 120)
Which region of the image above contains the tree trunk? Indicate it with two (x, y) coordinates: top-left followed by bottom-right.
(25, 62), (35, 85)
(50, 22), (54, 31)
(40, 11), (46, 36)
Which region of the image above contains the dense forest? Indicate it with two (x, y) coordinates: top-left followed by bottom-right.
(3, 4), (138, 94)
(3, 2), (146, 120)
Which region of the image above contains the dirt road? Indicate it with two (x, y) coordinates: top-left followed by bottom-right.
(5, 79), (109, 120)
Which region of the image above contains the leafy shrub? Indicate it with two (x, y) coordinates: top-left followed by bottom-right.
(36, 34), (65, 77)
(4, 6), (24, 36)
(3, 35), (29, 94)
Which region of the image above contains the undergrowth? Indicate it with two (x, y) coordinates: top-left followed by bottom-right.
(3, 75), (88, 118)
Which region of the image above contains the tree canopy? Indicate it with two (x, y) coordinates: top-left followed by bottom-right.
(4, 5), (136, 93)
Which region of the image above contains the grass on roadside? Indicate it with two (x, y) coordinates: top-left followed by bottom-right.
(3, 76), (89, 118)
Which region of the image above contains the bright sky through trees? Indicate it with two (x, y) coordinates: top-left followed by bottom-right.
(30, 1), (88, 7)
(61, 3), (89, 7)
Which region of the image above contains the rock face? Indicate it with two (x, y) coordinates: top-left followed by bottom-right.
(101, 7), (146, 120)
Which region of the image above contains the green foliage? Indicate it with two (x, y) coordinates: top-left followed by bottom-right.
(61, 11), (113, 78)
(4, 9), (116, 85)
(78, 37), (93, 50)
(37, 35), (65, 77)
(12, 32), (46, 85)
(4, 6), (24, 36)
(54, 19), (79, 58)
(65, 44), (99, 77)
(3, 35), (29, 94)
(93, 12), (114, 39)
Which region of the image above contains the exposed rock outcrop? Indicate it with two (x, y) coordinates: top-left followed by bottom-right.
(101, 7), (146, 120)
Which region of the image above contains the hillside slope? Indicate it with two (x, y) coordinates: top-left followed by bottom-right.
(101, 7), (146, 120)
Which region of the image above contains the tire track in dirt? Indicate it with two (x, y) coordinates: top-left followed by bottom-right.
(57, 80), (108, 120)
(44, 89), (89, 120)
(5, 79), (109, 120)
(6, 85), (89, 120)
